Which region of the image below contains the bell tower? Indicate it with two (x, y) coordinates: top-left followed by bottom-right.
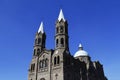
(28, 22), (46, 80)
(55, 9), (69, 50)
(33, 22), (46, 56)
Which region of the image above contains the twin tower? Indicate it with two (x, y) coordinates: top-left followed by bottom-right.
(28, 9), (107, 80)
(33, 9), (69, 56)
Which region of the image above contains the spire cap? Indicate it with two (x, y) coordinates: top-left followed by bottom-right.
(79, 43), (83, 50)
(79, 44), (83, 48)
(38, 22), (44, 33)
(58, 9), (65, 21)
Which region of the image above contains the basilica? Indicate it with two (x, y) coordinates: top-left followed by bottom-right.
(28, 9), (107, 80)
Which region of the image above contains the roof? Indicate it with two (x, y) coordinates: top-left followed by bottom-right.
(38, 22), (44, 33)
(58, 9), (65, 21)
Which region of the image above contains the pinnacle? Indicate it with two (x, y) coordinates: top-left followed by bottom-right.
(79, 43), (83, 48)
(79, 43), (83, 50)
(38, 22), (44, 33)
(58, 9), (65, 21)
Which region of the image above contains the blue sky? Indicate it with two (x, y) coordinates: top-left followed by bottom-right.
(0, 0), (120, 80)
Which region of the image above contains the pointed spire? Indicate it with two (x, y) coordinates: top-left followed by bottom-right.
(79, 43), (83, 50)
(38, 22), (44, 33)
(58, 9), (65, 21)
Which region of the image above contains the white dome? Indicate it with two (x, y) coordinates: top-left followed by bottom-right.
(74, 44), (89, 57)
(74, 50), (88, 57)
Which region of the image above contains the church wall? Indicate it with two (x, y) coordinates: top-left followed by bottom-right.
(28, 57), (38, 80)
(51, 50), (64, 80)
(37, 50), (52, 80)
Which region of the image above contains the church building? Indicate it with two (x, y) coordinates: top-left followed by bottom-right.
(28, 9), (107, 80)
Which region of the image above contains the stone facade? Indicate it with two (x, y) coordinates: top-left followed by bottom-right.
(28, 10), (107, 80)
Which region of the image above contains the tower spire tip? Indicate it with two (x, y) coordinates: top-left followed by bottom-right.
(58, 9), (65, 21)
(38, 22), (44, 33)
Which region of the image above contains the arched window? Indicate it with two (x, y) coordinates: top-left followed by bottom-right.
(35, 39), (37, 44)
(33, 49), (36, 56)
(56, 39), (58, 47)
(57, 56), (60, 64)
(31, 63), (35, 72)
(39, 61), (43, 68)
(54, 57), (56, 65)
(33, 64), (35, 71)
(55, 74), (58, 79)
(41, 60), (45, 68)
(37, 49), (40, 55)
(61, 38), (64, 47)
(38, 38), (41, 44)
(43, 59), (45, 67)
(40, 78), (45, 80)
(60, 26), (63, 33)
(56, 27), (59, 33)
(45, 59), (48, 67)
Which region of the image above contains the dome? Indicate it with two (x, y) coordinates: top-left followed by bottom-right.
(74, 44), (89, 57)
(74, 50), (88, 57)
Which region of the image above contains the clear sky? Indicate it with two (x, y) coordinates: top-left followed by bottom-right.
(0, 0), (120, 80)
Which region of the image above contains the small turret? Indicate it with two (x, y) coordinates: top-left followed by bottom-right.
(79, 44), (83, 50)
